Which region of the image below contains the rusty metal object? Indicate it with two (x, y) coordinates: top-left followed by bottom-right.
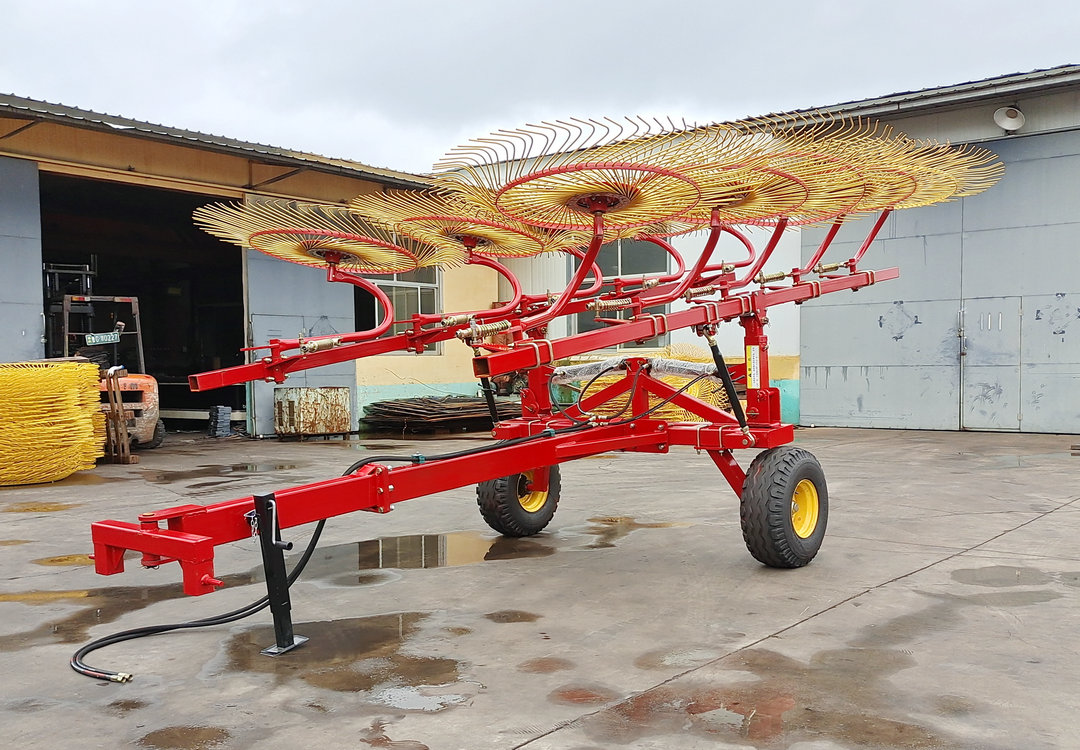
(273, 387), (352, 436)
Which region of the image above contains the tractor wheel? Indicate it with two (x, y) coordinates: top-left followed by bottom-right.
(740, 446), (827, 568)
(477, 465), (561, 537)
(136, 419), (167, 450)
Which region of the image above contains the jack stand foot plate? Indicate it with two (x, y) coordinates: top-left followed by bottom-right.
(261, 635), (308, 657)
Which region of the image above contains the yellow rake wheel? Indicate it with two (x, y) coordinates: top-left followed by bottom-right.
(435, 114), (1003, 233)
(740, 446), (828, 568)
(350, 188), (552, 259)
(193, 199), (462, 273)
(477, 465), (562, 537)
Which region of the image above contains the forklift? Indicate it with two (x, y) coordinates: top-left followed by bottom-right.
(44, 263), (165, 450)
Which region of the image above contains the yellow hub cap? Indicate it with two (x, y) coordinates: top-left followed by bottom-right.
(790, 479), (820, 539)
(517, 470), (549, 513)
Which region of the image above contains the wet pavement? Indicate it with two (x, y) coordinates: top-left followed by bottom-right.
(1, 427), (1077, 749)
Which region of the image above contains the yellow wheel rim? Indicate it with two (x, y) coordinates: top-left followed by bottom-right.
(517, 470), (549, 513)
(791, 479), (820, 539)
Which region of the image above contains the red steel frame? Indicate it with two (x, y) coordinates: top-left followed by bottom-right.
(91, 209), (897, 597)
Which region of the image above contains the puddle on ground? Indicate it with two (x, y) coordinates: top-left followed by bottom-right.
(0, 571), (253, 651)
(140, 464), (300, 484)
(584, 516), (690, 549)
(484, 610), (540, 623)
(635, 644), (736, 670)
(518, 656), (574, 673)
(0, 529), (553, 653)
(224, 613), (464, 704)
(2, 502), (81, 513)
(53, 472), (130, 486)
(338, 443), (412, 452)
(31, 554), (94, 566)
(359, 718), (429, 750)
(578, 588), (1058, 748)
(137, 725), (230, 750)
(951, 565), (1052, 587)
(107, 698), (148, 715)
(301, 532), (555, 585)
(549, 683), (620, 705)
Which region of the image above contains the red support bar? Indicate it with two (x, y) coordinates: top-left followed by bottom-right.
(707, 450), (748, 495)
(475, 267), (898, 379)
(92, 421), (679, 594)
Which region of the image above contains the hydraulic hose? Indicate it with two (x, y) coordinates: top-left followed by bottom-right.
(70, 425), (594, 682)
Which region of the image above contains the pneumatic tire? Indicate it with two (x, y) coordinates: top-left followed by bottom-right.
(477, 465), (561, 537)
(740, 446), (827, 568)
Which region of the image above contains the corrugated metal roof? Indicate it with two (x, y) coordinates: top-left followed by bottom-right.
(0, 93), (432, 190)
(778, 64), (1080, 119)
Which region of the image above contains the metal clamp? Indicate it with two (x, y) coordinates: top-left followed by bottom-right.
(513, 338), (556, 368)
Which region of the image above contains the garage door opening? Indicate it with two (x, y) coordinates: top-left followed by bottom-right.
(39, 174), (245, 421)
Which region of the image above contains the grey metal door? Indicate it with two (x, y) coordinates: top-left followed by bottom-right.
(1020, 293), (1080, 433)
(960, 296), (1021, 431)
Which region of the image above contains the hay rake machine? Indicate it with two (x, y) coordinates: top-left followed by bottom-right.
(85, 114), (1002, 667)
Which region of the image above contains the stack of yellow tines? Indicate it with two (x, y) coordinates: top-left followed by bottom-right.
(0, 361), (105, 485)
(577, 344), (731, 422)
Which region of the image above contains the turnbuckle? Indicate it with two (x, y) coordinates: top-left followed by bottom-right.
(586, 297), (633, 311)
(299, 336), (342, 354)
(754, 270), (789, 285)
(684, 285), (717, 301)
(455, 319), (512, 341)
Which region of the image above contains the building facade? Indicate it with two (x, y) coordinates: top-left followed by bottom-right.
(799, 65), (1080, 433)
(0, 96), (498, 435)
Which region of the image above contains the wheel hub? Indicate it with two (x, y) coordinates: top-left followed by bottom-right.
(516, 470), (549, 513)
(790, 479), (820, 539)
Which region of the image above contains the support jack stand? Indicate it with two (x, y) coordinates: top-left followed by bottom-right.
(253, 493), (308, 656)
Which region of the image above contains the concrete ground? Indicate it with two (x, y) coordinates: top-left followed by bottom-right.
(1, 426), (1078, 750)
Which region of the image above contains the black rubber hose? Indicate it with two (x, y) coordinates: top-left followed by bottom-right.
(478, 376), (500, 428)
(70, 428), (595, 682)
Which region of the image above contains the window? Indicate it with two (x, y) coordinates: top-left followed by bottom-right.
(575, 238), (670, 349)
(354, 266), (440, 353)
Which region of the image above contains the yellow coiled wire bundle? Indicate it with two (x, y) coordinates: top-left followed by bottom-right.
(0, 361), (105, 485)
(576, 344), (732, 422)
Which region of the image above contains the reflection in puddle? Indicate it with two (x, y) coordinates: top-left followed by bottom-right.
(0, 571), (254, 650)
(140, 464), (299, 484)
(584, 516), (690, 549)
(224, 613), (470, 710)
(299, 532), (555, 584)
(54, 472), (128, 486)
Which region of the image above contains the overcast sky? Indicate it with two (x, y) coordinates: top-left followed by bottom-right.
(2, 0), (1076, 174)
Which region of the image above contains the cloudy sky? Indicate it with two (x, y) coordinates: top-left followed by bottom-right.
(2, 0), (1075, 174)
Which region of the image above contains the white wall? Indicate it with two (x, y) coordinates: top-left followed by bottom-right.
(668, 226), (803, 357)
